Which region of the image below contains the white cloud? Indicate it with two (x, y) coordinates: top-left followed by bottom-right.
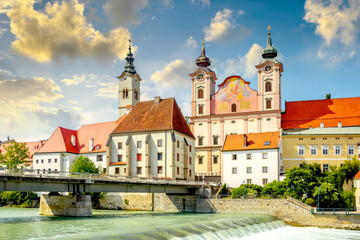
(161, 0), (174, 9)
(185, 36), (197, 48)
(221, 43), (263, 79)
(61, 74), (97, 86)
(4, 0), (132, 62)
(238, 10), (245, 15)
(190, 0), (210, 8)
(151, 16), (156, 20)
(151, 59), (194, 87)
(104, 0), (149, 27)
(0, 28), (8, 39)
(203, 8), (250, 43)
(95, 82), (118, 99)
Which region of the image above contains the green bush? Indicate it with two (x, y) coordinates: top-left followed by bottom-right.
(341, 190), (355, 208)
(218, 183), (228, 195)
(261, 180), (286, 196)
(0, 192), (38, 207)
(304, 198), (315, 206)
(231, 186), (258, 199)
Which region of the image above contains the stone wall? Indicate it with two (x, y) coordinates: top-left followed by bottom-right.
(99, 193), (154, 211)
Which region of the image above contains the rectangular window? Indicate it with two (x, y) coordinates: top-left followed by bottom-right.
(348, 145), (355, 155)
(298, 145), (305, 155)
(103, 168), (106, 174)
(246, 167), (252, 173)
(48, 168), (51, 172)
(36, 159), (39, 164)
(157, 139), (163, 147)
(213, 157), (218, 164)
(199, 106), (203, 114)
(137, 167), (142, 174)
(177, 140), (180, 148)
(118, 142), (122, 149)
(41, 159), (44, 163)
(232, 154), (237, 160)
(198, 138), (203, 146)
(199, 157), (203, 164)
(43, 169), (46, 174)
(157, 152), (163, 161)
(115, 167), (119, 174)
(310, 145), (317, 155)
(118, 155), (123, 162)
(323, 164), (329, 172)
(177, 153), (179, 161)
(335, 145), (342, 155)
(54, 158), (57, 163)
(54, 169), (58, 172)
(124, 168), (126, 173)
(322, 145), (329, 155)
(263, 178), (268, 185)
(262, 153), (268, 159)
(97, 155), (103, 162)
(157, 166), (163, 174)
(247, 179), (252, 185)
(246, 153), (251, 160)
(189, 157), (192, 165)
(189, 145), (192, 152)
(213, 136), (218, 145)
(262, 166), (268, 173)
(177, 167), (179, 175)
(137, 154), (142, 161)
(48, 158), (51, 163)
(232, 167), (237, 174)
(137, 141), (142, 148)
(189, 169), (192, 177)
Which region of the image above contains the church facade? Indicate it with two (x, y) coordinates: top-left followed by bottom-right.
(190, 30), (283, 182)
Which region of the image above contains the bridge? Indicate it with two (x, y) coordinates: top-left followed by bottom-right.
(0, 169), (215, 217)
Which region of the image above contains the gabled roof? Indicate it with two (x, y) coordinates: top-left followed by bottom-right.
(37, 116), (125, 154)
(222, 131), (280, 151)
(112, 98), (195, 139)
(354, 171), (360, 180)
(282, 97), (360, 130)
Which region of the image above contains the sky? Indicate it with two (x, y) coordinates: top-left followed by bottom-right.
(0, 0), (360, 142)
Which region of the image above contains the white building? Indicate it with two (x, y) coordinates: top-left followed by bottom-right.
(222, 131), (281, 188)
(107, 97), (196, 180)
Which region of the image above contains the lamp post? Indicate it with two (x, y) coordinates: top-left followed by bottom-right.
(242, 179), (246, 199)
(317, 186), (321, 212)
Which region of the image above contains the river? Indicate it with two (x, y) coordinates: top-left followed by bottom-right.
(0, 208), (360, 240)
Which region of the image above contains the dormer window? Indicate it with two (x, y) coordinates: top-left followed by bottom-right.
(71, 135), (76, 147)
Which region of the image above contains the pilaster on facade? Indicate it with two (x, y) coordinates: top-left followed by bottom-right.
(126, 137), (131, 177)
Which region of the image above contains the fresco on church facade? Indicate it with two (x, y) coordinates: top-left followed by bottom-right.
(212, 76), (258, 114)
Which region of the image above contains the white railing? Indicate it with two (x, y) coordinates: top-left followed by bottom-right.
(0, 167), (217, 187)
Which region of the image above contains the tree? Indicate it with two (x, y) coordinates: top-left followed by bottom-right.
(261, 180), (287, 195)
(0, 141), (30, 173)
(71, 156), (99, 174)
(313, 182), (340, 208)
(326, 93), (331, 99)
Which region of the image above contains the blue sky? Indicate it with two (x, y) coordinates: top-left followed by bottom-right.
(0, 0), (359, 141)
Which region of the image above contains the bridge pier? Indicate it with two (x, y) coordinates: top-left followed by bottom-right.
(39, 194), (92, 217)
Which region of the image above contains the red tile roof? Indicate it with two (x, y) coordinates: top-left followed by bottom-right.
(109, 162), (126, 166)
(222, 132), (280, 151)
(282, 97), (360, 129)
(112, 98), (195, 138)
(354, 171), (360, 180)
(37, 116), (125, 154)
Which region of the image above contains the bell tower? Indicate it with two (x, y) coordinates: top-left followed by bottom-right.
(256, 26), (283, 112)
(189, 39), (217, 117)
(118, 40), (142, 117)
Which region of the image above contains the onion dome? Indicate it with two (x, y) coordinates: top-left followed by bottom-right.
(124, 39), (137, 74)
(195, 38), (211, 67)
(261, 26), (278, 59)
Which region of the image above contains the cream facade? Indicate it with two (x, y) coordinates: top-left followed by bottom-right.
(282, 127), (360, 171)
(108, 131), (195, 180)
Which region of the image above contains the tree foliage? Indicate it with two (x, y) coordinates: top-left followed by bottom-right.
(71, 156), (99, 174)
(261, 180), (286, 195)
(231, 184), (263, 198)
(0, 191), (38, 207)
(0, 141), (30, 172)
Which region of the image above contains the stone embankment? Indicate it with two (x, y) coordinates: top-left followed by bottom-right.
(100, 193), (360, 230)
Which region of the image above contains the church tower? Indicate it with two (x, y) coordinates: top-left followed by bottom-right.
(189, 39), (217, 117)
(256, 27), (283, 112)
(118, 40), (142, 117)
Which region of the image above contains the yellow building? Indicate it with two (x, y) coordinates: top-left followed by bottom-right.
(282, 127), (360, 171)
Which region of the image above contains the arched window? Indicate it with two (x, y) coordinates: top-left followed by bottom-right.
(266, 99), (271, 109)
(198, 89), (204, 99)
(265, 82), (272, 92)
(122, 89), (129, 99)
(198, 105), (204, 114)
(231, 104), (237, 112)
(134, 89), (138, 100)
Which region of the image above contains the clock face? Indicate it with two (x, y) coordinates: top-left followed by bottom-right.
(197, 73), (204, 80)
(265, 65), (272, 72)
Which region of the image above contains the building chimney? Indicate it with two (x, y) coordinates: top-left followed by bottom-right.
(89, 138), (94, 151)
(154, 96), (161, 103)
(338, 122), (342, 128)
(243, 134), (247, 148)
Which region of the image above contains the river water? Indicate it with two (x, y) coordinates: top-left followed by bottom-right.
(1, 208), (360, 240)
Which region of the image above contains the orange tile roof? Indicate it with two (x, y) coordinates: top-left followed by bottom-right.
(282, 97), (360, 129)
(109, 162), (126, 166)
(354, 171), (360, 180)
(222, 131), (280, 151)
(37, 116), (125, 154)
(112, 98), (195, 139)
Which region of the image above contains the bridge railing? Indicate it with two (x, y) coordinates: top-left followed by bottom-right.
(0, 167), (217, 187)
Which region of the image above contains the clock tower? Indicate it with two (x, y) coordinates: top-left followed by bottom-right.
(189, 39), (217, 117)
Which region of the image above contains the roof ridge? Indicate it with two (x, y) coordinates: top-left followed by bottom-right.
(286, 96), (360, 103)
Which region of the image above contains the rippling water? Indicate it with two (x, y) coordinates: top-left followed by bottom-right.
(0, 208), (359, 240)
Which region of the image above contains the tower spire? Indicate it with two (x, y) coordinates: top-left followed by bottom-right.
(196, 37), (211, 67)
(261, 26), (278, 59)
(124, 39), (136, 74)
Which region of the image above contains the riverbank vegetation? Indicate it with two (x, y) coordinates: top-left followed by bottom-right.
(228, 158), (360, 208)
(0, 192), (38, 207)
